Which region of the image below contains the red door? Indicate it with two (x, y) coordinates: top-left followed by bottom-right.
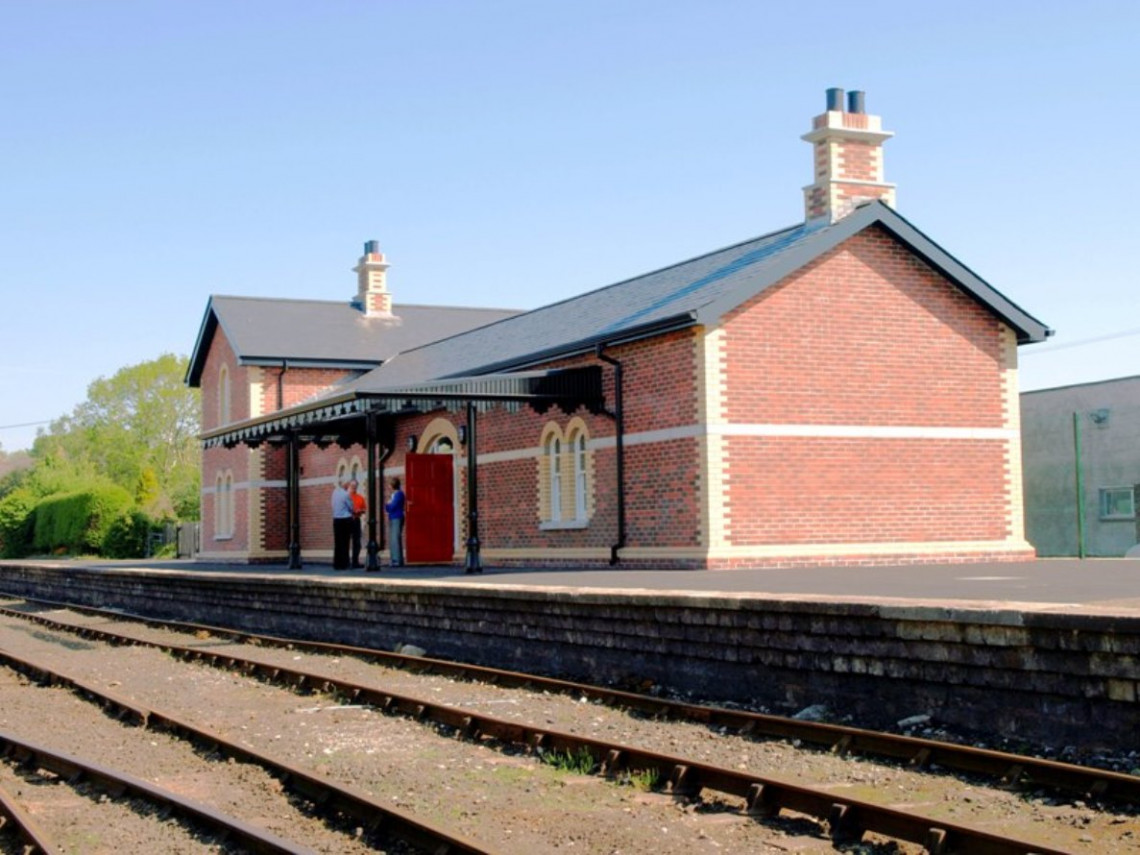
(405, 453), (455, 564)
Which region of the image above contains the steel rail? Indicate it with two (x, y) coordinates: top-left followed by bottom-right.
(0, 776), (60, 855)
(0, 648), (493, 855)
(3, 596), (1137, 807)
(0, 609), (1073, 854)
(0, 729), (317, 855)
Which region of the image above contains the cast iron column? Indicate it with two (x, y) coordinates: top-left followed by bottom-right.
(287, 431), (302, 569)
(464, 400), (482, 573)
(365, 413), (381, 571)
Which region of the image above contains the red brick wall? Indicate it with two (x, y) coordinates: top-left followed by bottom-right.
(257, 367), (355, 413)
(720, 225), (1012, 547)
(199, 331), (251, 553)
(273, 329), (706, 561)
(725, 438), (1008, 544)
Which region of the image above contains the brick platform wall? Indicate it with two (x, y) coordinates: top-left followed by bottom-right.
(2, 562), (1135, 753)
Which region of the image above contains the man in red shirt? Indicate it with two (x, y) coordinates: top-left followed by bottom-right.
(348, 480), (367, 569)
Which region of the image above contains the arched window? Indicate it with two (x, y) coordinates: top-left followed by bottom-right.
(223, 472), (234, 537)
(547, 435), (562, 522)
(218, 365), (231, 426)
(215, 471), (234, 539)
(566, 417), (592, 523)
(430, 436), (454, 454)
(214, 473), (224, 537)
(573, 432), (588, 520)
(540, 421), (591, 528)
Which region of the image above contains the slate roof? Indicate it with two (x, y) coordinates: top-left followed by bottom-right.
(185, 296), (518, 386)
(343, 201), (1052, 395)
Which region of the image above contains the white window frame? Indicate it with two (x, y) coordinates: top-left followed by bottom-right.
(214, 471), (234, 539)
(572, 432), (588, 521)
(214, 473), (224, 538)
(218, 364), (231, 426)
(548, 436), (562, 523)
(1099, 486), (1136, 520)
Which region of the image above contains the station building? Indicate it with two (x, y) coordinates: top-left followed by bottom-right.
(186, 89), (1051, 570)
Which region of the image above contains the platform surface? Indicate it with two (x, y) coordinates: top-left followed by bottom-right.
(17, 557), (1140, 617)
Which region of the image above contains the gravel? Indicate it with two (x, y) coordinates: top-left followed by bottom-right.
(0, 602), (1137, 854)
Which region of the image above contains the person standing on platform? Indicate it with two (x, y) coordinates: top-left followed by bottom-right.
(348, 479), (366, 568)
(385, 476), (405, 567)
(331, 478), (354, 570)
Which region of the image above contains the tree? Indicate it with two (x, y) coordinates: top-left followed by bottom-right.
(33, 353), (201, 519)
(0, 446), (33, 482)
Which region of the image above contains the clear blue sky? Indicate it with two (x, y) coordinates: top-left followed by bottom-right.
(2, 1), (1137, 453)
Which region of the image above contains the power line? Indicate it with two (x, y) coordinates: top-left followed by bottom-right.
(1023, 327), (1140, 356)
(0, 420), (51, 431)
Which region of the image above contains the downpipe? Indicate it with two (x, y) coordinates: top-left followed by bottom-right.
(596, 344), (626, 566)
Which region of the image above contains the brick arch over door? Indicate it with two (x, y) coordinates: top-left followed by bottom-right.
(415, 417), (460, 454)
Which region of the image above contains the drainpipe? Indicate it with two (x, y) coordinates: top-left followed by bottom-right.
(464, 400), (482, 573)
(286, 430), (301, 569)
(273, 361), (289, 411)
(596, 345), (626, 566)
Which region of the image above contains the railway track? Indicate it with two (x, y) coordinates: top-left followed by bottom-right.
(0, 729), (324, 855)
(3, 595), (1137, 809)
(0, 670), (487, 855)
(0, 772), (57, 855)
(0, 596), (1111, 853)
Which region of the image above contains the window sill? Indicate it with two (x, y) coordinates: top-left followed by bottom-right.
(214, 535), (234, 541)
(540, 519), (589, 531)
(1099, 516), (1136, 522)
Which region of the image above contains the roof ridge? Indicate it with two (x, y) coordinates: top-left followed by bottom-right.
(209, 294), (514, 313)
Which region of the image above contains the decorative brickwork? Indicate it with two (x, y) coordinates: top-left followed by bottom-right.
(713, 225), (1033, 565)
(354, 243), (393, 318)
(802, 99), (896, 223)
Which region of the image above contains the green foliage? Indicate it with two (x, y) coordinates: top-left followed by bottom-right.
(623, 768), (661, 792)
(31, 353), (201, 521)
(151, 541), (177, 559)
(0, 487), (38, 558)
(33, 483), (134, 555)
(101, 510), (154, 559)
(539, 746), (598, 775)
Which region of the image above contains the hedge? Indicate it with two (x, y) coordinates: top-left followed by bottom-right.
(0, 487), (37, 558)
(100, 510), (153, 559)
(33, 484), (134, 555)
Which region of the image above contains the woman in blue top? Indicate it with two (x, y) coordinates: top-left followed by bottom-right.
(385, 477), (406, 567)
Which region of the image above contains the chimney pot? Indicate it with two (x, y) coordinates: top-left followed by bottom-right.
(847, 90), (865, 114)
(826, 87), (845, 111)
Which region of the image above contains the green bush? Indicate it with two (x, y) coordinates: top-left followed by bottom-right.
(0, 487), (37, 558)
(33, 484), (134, 555)
(101, 510), (154, 559)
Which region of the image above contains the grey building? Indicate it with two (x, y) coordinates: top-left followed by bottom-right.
(1021, 376), (1140, 557)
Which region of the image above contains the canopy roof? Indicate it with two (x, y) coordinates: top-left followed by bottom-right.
(200, 366), (606, 449)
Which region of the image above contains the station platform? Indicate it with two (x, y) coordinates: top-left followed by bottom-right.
(52, 555), (1140, 617)
(3, 556), (1139, 751)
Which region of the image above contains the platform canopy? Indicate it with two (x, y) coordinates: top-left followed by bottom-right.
(200, 365), (606, 450)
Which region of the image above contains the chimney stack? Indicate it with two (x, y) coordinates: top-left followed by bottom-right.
(802, 88), (895, 224)
(353, 239), (394, 317)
